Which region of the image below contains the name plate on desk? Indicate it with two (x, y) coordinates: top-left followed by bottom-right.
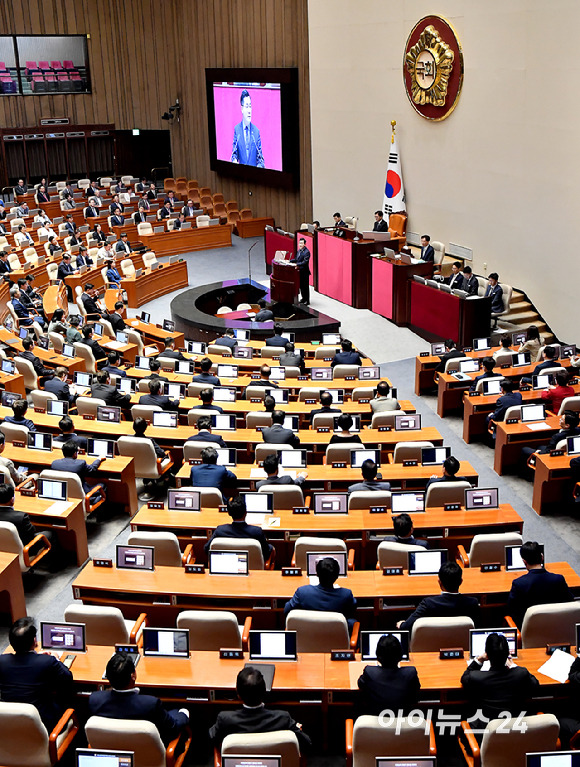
(440, 648), (464, 659)
(403, 459), (418, 467)
(506, 418), (518, 424)
(470, 392), (480, 397)
(282, 567), (302, 576)
(250, 398), (261, 403)
(12, 440), (25, 448)
(34, 407), (46, 413)
(369, 506), (387, 514)
(93, 558), (113, 568)
(317, 427), (330, 433)
(189, 459), (201, 465)
(83, 414), (95, 420)
(378, 426), (391, 432)
(419, 352), (430, 358)
(332, 461), (347, 468)
(345, 376), (356, 381)
(444, 502), (461, 511)
(519, 385), (531, 391)
(220, 648), (243, 659)
(293, 507), (309, 515)
(331, 649), (355, 661)
(480, 562), (501, 572)
(298, 376), (309, 380)
(501, 363), (511, 369)
(359, 398), (370, 404)
(383, 566), (403, 576)
(147, 501), (164, 509)
(463, 347), (473, 353)
(19, 488), (35, 497)
(550, 449), (565, 457)
(218, 505), (228, 513)
(547, 643), (571, 655)
(185, 564), (205, 574)
(251, 374), (260, 379)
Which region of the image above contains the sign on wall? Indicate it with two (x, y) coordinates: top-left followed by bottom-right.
(403, 16), (464, 121)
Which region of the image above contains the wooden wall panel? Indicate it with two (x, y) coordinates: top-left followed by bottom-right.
(0, 0), (312, 230)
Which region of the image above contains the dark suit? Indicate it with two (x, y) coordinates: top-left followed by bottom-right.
(81, 338), (107, 362)
(107, 312), (126, 332)
(331, 350), (362, 368)
(4, 414), (36, 432)
(50, 456), (101, 492)
(347, 479), (391, 493)
(159, 349), (186, 361)
(190, 463), (236, 494)
(462, 275), (479, 296)
(102, 364), (127, 379)
(210, 707), (310, 752)
(256, 474), (305, 489)
(19, 350), (53, 378)
(230, 121), (264, 167)
(383, 535), (428, 548)
(280, 352), (303, 370)
(506, 567), (574, 627)
(262, 424), (300, 448)
(139, 393), (179, 411)
(115, 240), (132, 255)
(532, 359), (561, 376)
(81, 294), (102, 316)
(84, 206), (98, 218)
(88, 688), (188, 746)
(284, 583), (357, 630)
(0, 652), (74, 731)
(485, 283), (504, 314)
(255, 309), (274, 322)
(309, 405), (341, 424)
(214, 336), (237, 349)
(44, 376), (74, 404)
(0, 260), (11, 274)
(75, 253), (93, 268)
(192, 372), (221, 386)
(488, 391), (523, 423)
(461, 661), (539, 722)
(186, 431), (227, 448)
(133, 211), (148, 224)
(373, 219), (389, 232)
(204, 520), (272, 559)
(399, 592), (480, 631)
(435, 349), (464, 374)
(57, 263), (75, 281)
(110, 214), (125, 227)
(90, 382), (131, 408)
(265, 334), (287, 347)
(291, 246), (311, 303)
(192, 403), (223, 413)
(54, 432), (87, 452)
(420, 244), (435, 262)
(447, 272), (465, 291)
(0, 505), (36, 545)
(470, 371), (502, 392)
(157, 207), (171, 220)
(358, 665), (420, 716)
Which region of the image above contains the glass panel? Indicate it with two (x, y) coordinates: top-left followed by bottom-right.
(16, 35), (90, 95)
(0, 36), (20, 94)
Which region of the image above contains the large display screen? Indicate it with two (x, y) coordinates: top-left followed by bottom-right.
(206, 68), (299, 188)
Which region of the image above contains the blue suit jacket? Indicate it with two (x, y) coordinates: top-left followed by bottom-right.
(204, 520), (272, 559)
(400, 592), (480, 631)
(231, 121), (264, 167)
(292, 246), (311, 274)
(506, 567), (574, 627)
(106, 268), (122, 285)
(88, 688), (188, 745)
(190, 463), (236, 492)
(50, 456), (100, 491)
(284, 583), (357, 630)
(485, 283), (504, 313)
(331, 351), (362, 367)
(489, 391), (523, 422)
(187, 431), (227, 448)
(43, 376), (73, 403)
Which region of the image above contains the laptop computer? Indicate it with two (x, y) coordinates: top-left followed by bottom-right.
(567, 436), (580, 455)
(76, 749), (134, 767)
(465, 488), (499, 510)
(333, 415), (361, 432)
(28, 432), (52, 451)
(322, 333), (341, 345)
(248, 631), (297, 661)
(306, 551), (347, 576)
(269, 367), (286, 381)
(359, 366), (380, 380)
(421, 446), (451, 465)
(215, 448), (237, 466)
(473, 337), (491, 351)
(521, 403), (546, 422)
(459, 359), (480, 374)
(167, 489), (201, 511)
(47, 399), (68, 416)
(313, 493), (348, 514)
(212, 414), (236, 430)
(311, 367), (333, 381)
(186, 340), (207, 354)
(265, 388), (288, 404)
(278, 448), (306, 468)
(233, 346), (253, 359)
(152, 411), (178, 428)
(142, 627), (189, 658)
(97, 405), (121, 423)
(87, 438), (115, 458)
(116, 545), (154, 571)
(408, 549), (446, 575)
(38, 478), (67, 501)
(532, 374), (554, 390)
(208, 550), (250, 575)
(217, 364), (238, 378)
(390, 491), (425, 514)
(41, 622), (86, 653)
(394, 414), (421, 431)
(482, 378), (502, 396)
(505, 545), (527, 571)
(469, 628), (518, 659)
(213, 387), (236, 402)
(360, 630), (410, 661)
(511, 352), (531, 367)
(526, 752), (580, 767)
(351, 449), (381, 468)
(242, 492), (274, 513)
(430, 342), (446, 356)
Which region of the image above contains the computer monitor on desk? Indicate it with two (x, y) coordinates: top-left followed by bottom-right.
(76, 750), (134, 767)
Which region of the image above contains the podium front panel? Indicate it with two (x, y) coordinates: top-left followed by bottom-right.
(317, 233), (353, 305)
(410, 281), (461, 341)
(371, 258), (394, 319)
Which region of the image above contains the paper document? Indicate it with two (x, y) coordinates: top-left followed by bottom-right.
(43, 501), (71, 516)
(105, 341), (125, 350)
(250, 468), (267, 479)
(526, 422), (549, 431)
(538, 649), (575, 683)
(245, 513), (266, 526)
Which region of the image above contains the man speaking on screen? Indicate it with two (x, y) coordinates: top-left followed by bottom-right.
(231, 89), (265, 167)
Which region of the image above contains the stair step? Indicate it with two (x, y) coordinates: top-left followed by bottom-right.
(504, 310), (542, 323)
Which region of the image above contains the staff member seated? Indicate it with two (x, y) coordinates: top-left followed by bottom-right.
(0, 617), (74, 731)
(461, 265), (479, 295)
(4, 398), (36, 432)
(506, 540), (574, 628)
(521, 410), (580, 479)
(186, 415), (227, 447)
(254, 299), (274, 322)
(159, 337), (186, 361)
(261, 409), (300, 447)
(80, 325), (108, 367)
(309, 390), (341, 423)
(132, 417), (167, 459)
(541, 369), (575, 414)
(419, 234), (434, 262)
(397, 561), (479, 630)
(486, 379), (522, 424)
(90, 369), (132, 408)
(434, 338), (463, 373)
(284, 556), (357, 631)
(425, 455), (469, 488)
(484, 272), (504, 314)
(256, 453), (307, 488)
(213, 328), (237, 349)
(372, 210), (389, 232)
(331, 339), (362, 367)
(348, 459), (390, 494)
(204, 496), (272, 560)
(470, 357), (502, 391)
(244, 365), (278, 397)
(209, 667), (311, 752)
(190, 445), (236, 497)
(370, 380), (399, 412)
(384, 513), (427, 548)
(139, 379), (179, 411)
(357, 634), (420, 716)
(89, 652), (189, 746)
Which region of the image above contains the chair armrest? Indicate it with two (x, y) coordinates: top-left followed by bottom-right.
(48, 707), (78, 763)
(504, 614), (522, 646)
(488, 420), (496, 436)
(157, 455), (175, 475)
(17, 477), (37, 493)
(166, 725), (192, 767)
(265, 547), (276, 570)
(527, 452), (538, 471)
(574, 482), (580, 500)
(460, 720), (480, 767)
(85, 483), (106, 500)
(290, 552), (296, 566)
(23, 533), (51, 568)
(570, 728), (580, 750)
(241, 617), (252, 649)
(345, 718), (354, 767)
(456, 544), (469, 567)
(429, 721), (437, 755)
(130, 613), (148, 645)
(350, 621), (360, 650)
(214, 746), (222, 767)
(386, 453), (394, 464)
(347, 548), (355, 571)
(303, 495), (311, 509)
(181, 544), (195, 566)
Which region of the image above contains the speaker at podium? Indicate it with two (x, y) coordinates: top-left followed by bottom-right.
(271, 253), (300, 304)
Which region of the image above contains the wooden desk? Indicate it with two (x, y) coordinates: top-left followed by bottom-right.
(121, 261), (189, 308)
(42, 283), (68, 320)
(177, 460), (478, 490)
(494, 416), (560, 475)
(72, 561), (579, 626)
(15, 494), (88, 566)
(4, 446), (138, 515)
(138, 225), (232, 258)
(532, 453), (577, 516)
(0, 552), (26, 623)
(409, 282), (491, 348)
(0, 328), (85, 374)
(125, 318), (184, 350)
(65, 265), (106, 294)
(130, 503), (523, 570)
(0, 371), (26, 398)
(235, 217), (275, 238)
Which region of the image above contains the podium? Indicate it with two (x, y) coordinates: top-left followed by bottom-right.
(271, 259), (299, 304)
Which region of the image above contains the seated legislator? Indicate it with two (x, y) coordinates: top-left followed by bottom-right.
(115, 232), (132, 255)
(90, 370), (132, 408)
(14, 178), (28, 195)
(529, 344), (559, 377)
(329, 413), (362, 444)
(92, 224), (107, 245)
(484, 272), (504, 314)
(521, 410), (580, 477)
(262, 409), (300, 448)
(370, 380), (400, 413)
(66, 316), (82, 345)
(186, 415), (227, 447)
(280, 342), (305, 373)
(244, 365), (278, 398)
(97, 243), (115, 261)
(263, 395), (276, 414)
(110, 210), (125, 227)
(159, 337), (186, 361)
(372, 210), (389, 232)
(254, 298), (274, 322)
(192, 388), (223, 413)
(0, 251), (12, 274)
(191, 446), (236, 498)
(419, 234), (435, 262)
(486, 379), (522, 425)
(425, 455), (469, 488)
(172, 212), (186, 230)
(0, 432), (27, 485)
(357, 634), (420, 717)
(102, 352), (127, 379)
(213, 328), (237, 349)
(192, 357), (221, 386)
(332, 212), (346, 235)
(204, 496), (272, 559)
(44, 366), (75, 404)
(469, 356), (502, 392)
(256, 453), (307, 489)
(105, 259), (123, 288)
(51, 439), (104, 492)
(309, 390), (341, 423)
(397, 561), (480, 631)
(132, 417), (167, 459)
(384, 513), (428, 549)
(506, 541), (574, 628)
(284, 556), (357, 631)
(54, 416), (88, 452)
(80, 325), (108, 366)
(133, 204), (148, 225)
(107, 302), (127, 333)
(4, 398), (37, 432)
(146, 358), (168, 383)
(348, 459), (391, 494)
(434, 338), (464, 373)
(11, 288), (43, 327)
(445, 261), (465, 291)
(331, 339), (362, 368)
(19, 337), (53, 379)
(461, 632), (539, 727)
(157, 201), (172, 220)
(518, 324), (543, 362)
(139, 379), (179, 411)
(209, 666), (311, 752)
(88, 652), (189, 746)
(0, 617), (73, 731)
(81, 284), (104, 317)
(541, 369), (575, 414)
(14, 224), (34, 247)
(265, 323), (287, 347)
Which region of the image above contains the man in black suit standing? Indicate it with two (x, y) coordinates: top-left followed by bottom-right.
(290, 237), (311, 304)
(204, 496), (272, 560)
(506, 541), (574, 627)
(0, 617), (74, 731)
(461, 632), (539, 725)
(434, 338), (464, 373)
(372, 210), (389, 232)
(210, 666), (311, 751)
(89, 652), (189, 745)
(139, 379), (179, 411)
(357, 634), (420, 716)
(419, 234), (435, 262)
(397, 561), (480, 630)
(261, 409), (300, 448)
